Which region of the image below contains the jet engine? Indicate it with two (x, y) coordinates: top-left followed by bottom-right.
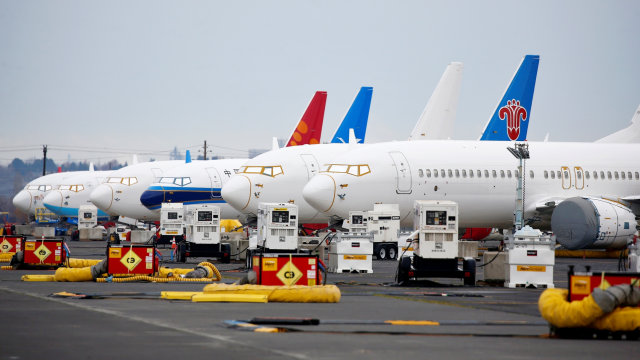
(551, 197), (638, 250)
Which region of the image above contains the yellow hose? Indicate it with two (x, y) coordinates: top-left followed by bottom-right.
(539, 288), (640, 331)
(1, 265), (13, 270)
(67, 258), (102, 268)
(202, 284), (341, 303)
(96, 276), (217, 283)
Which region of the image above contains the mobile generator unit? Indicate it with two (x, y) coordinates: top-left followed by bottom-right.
(328, 232), (373, 273)
(158, 203), (184, 244)
(176, 204), (230, 263)
(396, 200), (476, 286)
(343, 204), (401, 260)
(78, 205), (98, 230)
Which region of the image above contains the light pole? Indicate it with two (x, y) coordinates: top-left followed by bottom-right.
(507, 143), (529, 231)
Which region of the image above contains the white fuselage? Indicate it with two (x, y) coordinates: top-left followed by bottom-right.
(222, 143), (358, 223)
(43, 170), (112, 218)
(13, 171), (83, 216)
(302, 140), (640, 228)
(90, 161), (184, 221)
(140, 159), (248, 221)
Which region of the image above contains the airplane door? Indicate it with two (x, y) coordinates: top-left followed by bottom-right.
(389, 151), (412, 194)
(561, 166), (571, 190)
(206, 167), (222, 189)
(300, 154), (319, 180)
(574, 166), (584, 190)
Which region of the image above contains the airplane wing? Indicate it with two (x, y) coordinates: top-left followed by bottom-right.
(478, 55), (539, 141)
(286, 91), (327, 147)
(331, 87), (373, 144)
(408, 62), (463, 141)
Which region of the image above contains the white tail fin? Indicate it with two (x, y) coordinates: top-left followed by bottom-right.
(543, 133), (549, 142)
(89, 162), (95, 171)
(409, 62), (463, 141)
(596, 104), (640, 143)
(132, 154), (139, 165)
(272, 137), (280, 151)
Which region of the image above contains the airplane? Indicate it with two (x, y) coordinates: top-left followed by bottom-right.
(596, 104), (640, 143)
(90, 160), (185, 221)
(41, 164), (113, 219)
(223, 57), (538, 224)
(302, 140), (640, 250)
(137, 91), (329, 218)
(222, 85), (379, 222)
(13, 170), (86, 218)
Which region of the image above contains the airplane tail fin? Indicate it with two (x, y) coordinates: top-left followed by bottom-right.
(272, 137), (280, 151)
(132, 155), (139, 165)
(286, 91), (327, 147)
(89, 162), (95, 172)
(479, 55), (539, 141)
(596, 104), (640, 143)
(331, 87), (373, 144)
(185, 150), (192, 163)
(409, 62), (463, 141)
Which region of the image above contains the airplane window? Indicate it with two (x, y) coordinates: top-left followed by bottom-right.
(636, 172), (639, 180)
(242, 166), (264, 174)
(585, 171), (590, 179)
(347, 166), (359, 176)
(614, 171), (619, 180)
(469, 170), (473, 178)
(59, 185), (71, 190)
(529, 170), (534, 179)
(128, 177), (138, 186)
(160, 177), (174, 184)
(433, 169), (438, 178)
(564, 170), (569, 179)
(477, 170), (481, 178)
(627, 172), (632, 180)
(621, 172), (626, 180)
(108, 177), (122, 184)
(418, 169), (424, 178)
(462, 170), (467, 178)
(544, 170), (548, 179)
(44, 185), (52, 191)
(272, 166), (284, 176)
(556, 171), (561, 179)
(550, 171), (555, 179)
(593, 171), (598, 179)
(500, 170), (505, 178)
(426, 169), (432, 178)
(483, 170), (489, 178)
(455, 170), (460, 178)
(577, 172), (582, 179)
(492, 170), (497, 178)
(507, 170), (512, 178)
(440, 169), (445, 178)
(448, 170), (453, 178)
(607, 171), (612, 179)
(27, 185), (38, 190)
(600, 171), (605, 179)
(327, 165), (348, 173)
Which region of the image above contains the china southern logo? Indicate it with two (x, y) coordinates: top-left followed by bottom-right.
(499, 99), (527, 140)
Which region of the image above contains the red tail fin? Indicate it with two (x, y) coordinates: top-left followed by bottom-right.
(286, 91), (327, 146)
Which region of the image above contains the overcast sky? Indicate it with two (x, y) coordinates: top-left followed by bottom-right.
(0, 0), (638, 165)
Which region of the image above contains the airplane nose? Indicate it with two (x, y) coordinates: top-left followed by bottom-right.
(13, 191), (33, 213)
(222, 176), (251, 211)
(90, 184), (114, 212)
(43, 191), (63, 212)
(302, 174), (336, 212)
(140, 188), (164, 209)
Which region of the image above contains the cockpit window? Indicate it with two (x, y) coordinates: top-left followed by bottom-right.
(238, 165), (284, 177)
(106, 177), (138, 186)
(59, 185), (85, 192)
(322, 164), (371, 176)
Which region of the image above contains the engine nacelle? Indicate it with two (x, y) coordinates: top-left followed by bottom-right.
(551, 197), (638, 250)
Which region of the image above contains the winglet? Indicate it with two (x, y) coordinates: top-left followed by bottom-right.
(331, 87), (373, 144)
(185, 150), (192, 163)
(409, 62), (463, 141)
(596, 104), (640, 143)
(479, 55), (539, 141)
(272, 137), (280, 151)
(286, 91), (327, 147)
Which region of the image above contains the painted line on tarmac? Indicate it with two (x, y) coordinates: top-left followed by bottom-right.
(0, 286), (309, 360)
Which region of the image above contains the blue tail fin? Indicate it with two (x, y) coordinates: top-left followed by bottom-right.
(479, 55), (539, 141)
(331, 87), (373, 143)
(185, 150), (192, 163)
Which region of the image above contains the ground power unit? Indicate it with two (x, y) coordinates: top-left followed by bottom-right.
(504, 225), (555, 288)
(1, 235), (24, 255)
(328, 232), (373, 273)
(176, 204), (230, 263)
(397, 200), (476, 286)
(107, 243), (158, 276)
(158, 203), (184, 244)
(23, 238), (67, 268)
(343, 204), (401, 260)
(252, 253), (320, 286)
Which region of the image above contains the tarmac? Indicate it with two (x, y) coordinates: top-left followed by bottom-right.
(1, 241), (637, 360)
